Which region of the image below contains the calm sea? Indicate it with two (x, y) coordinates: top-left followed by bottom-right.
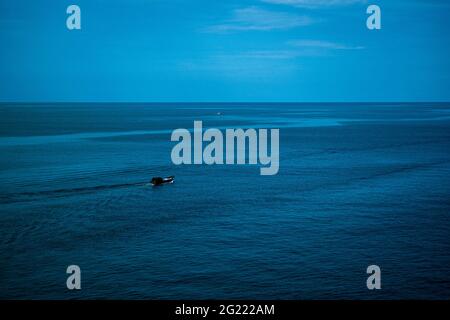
(0, 103), (449, 299)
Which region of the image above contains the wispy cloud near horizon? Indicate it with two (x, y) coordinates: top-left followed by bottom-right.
(204, 6), (314, 33)
(179, 37), (365, 78)
(288, 40), (365, 50)
(261, 0), (367, 8)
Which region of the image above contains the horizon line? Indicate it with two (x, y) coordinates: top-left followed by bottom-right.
(1, 101), (449, 105)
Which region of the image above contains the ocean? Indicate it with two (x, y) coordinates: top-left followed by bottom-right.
(0, 103), (449, 299)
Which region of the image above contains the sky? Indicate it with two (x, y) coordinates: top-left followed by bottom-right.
(0, 0), (449, 102)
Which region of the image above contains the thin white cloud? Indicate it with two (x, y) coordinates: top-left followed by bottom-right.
(231, 41), (364, 61)
(178, 37), (365, 79)
(204, 6), (314, 33)
(288, 40), (365, 50)
(261, 0), (367, 8)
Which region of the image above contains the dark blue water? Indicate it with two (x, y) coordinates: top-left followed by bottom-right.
(1, 103), (450, 299)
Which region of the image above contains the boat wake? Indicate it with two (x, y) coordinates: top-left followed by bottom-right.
(0, 181), (150, 204)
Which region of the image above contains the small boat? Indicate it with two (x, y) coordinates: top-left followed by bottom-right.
(151, 176), (175, 186)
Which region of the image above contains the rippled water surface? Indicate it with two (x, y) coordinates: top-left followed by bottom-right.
(1, 103), (449, 299)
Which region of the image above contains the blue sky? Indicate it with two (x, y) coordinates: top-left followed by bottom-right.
(0, 0), (449, 102)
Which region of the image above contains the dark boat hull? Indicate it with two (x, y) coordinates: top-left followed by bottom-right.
(151, 176), (175, 186)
